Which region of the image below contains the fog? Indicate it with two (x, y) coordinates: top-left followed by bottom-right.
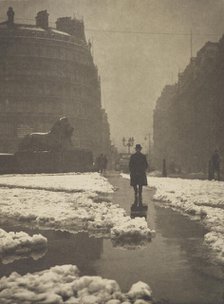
(1, 0), (223, 151)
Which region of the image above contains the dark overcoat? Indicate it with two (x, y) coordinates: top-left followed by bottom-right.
(129, 152), (148, 186)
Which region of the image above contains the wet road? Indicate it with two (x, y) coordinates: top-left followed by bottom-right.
(0, 173), (224, 304)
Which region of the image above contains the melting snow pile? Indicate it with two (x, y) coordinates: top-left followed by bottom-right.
(0, 173), (153, 247)
(0, 264), (153, 304)
(111, 217), (153, 249)
(147, 177), (224, 265)
(0, 229), (47, 264)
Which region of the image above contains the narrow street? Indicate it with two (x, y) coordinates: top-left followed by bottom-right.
(105, 172), (224, 304)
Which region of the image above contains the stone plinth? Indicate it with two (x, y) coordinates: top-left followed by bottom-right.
(15, 149), (93, 173)
(0, 153), (18, 174)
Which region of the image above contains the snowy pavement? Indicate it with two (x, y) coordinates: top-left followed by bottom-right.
(122, 174), (224, 264)
(122, 173), (224, 265)
(0, 172), (154, 303)
(149, 177), (224, 264)
(0, 173), (114, 194)
(0, 173), (153, 260)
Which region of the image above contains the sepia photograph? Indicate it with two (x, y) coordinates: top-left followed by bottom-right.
(0, 0), (223, 303)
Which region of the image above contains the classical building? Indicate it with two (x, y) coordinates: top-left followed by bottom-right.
(0, 8), (111, 156)
(153, 37), (224, 174)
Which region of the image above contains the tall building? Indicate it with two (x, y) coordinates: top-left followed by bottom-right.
(153, 37), (224, 174)
(0, 8), (111, 156)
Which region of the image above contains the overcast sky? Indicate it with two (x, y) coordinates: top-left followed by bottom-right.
(1, 0), (224, 152)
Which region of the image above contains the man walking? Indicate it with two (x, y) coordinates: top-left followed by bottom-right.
(129, 144), (148, 206)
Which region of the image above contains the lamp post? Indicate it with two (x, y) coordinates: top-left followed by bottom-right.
(122, 137), (134, 154)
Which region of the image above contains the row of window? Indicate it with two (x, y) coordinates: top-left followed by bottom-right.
(0, 99), (99, 118)
(0, 82), (100, 101)
(0, 40), (91, 65)
(0, 72), (99, 87)
(0, 57), (92, 73)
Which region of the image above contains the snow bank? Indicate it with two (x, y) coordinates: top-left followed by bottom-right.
(0, 228), (47, 264)
(0, 173), (153, 248)
(0, 172), (114, 194)
(0, 264), (153, 304)
(127, 281), (152, 301)
(145, 176), (224, 265)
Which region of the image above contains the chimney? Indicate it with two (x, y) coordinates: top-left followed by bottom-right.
(35, 10), (49, 29)
(56, 16), (85, 40)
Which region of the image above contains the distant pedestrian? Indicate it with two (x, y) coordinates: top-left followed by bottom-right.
(102, 155), (108, 173)
(211, 149), (221, 180)
(162, 158), (167, 177)
(96, 153), (105, 174)
(129, 144), (148, 206)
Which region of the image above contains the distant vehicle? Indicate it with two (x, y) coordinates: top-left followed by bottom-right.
(115, 153), (131, 173)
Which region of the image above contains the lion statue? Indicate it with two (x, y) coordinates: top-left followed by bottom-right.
(18, 117), (74, 152)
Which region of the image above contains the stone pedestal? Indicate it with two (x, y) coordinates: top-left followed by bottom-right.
(0, 153), (18, 174)
(15, 149), (93, 173)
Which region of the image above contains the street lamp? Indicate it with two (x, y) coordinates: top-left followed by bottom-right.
(122, 137), (134, 154)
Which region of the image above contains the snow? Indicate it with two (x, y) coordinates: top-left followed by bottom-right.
(127, 281), (152, 301)
(111, 217), (154, 249)
(150, 176), (224, 264)
(0, 228), (47, 264)
(19, 26), (45, 32)
(0, 172), (114, 194)
(51, 29), (71, 36)
(0, 264), (153, 304)
(0, 173), (153, 248)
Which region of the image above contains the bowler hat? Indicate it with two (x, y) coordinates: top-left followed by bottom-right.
(135, 144), (142, 150)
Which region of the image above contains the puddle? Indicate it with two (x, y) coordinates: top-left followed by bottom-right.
(0, 204), (223, 304)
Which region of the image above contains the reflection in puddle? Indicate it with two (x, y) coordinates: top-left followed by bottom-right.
(130, 204), (148, 219)
(0, 228), (104, 277)
(0, 228), (48, 265)
(1, 201), (223, 304)
(1, 247), (47, 265)
(111, 237), (149, 250)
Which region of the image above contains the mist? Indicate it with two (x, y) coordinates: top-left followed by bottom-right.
(1, 0), (223, 151)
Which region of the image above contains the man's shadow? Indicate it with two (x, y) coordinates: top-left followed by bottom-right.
(130, 202), (148, 219)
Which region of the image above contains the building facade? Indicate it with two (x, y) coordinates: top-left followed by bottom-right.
(0, 8), (111, 157)
(153, 38), (224, 174)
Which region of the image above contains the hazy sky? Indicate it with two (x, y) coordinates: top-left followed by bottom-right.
(1, 0), (224, 152)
